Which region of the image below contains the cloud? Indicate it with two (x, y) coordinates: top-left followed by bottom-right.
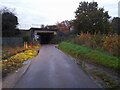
(0, 0), (118, 29)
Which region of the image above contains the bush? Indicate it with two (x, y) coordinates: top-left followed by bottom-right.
(2, 48), (38, 77)
(102, 34), (120, 57)
(72, 33), (120, 57)
(2, 46), (28, 59)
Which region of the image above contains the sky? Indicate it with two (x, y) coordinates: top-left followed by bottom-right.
(118, 1), (120, 17)
(0, 0), (119, 29)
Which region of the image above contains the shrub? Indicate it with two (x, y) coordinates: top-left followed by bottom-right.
(2, 48), (38, 77)
(102, 34), (120, 57)
(72, 33), (120, 57)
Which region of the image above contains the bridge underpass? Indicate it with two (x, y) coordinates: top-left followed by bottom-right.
(37, 32), (54, 44)
(30, 27), (57, 44)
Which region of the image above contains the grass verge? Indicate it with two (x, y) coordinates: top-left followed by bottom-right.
(2, 46), (39, 78)
(58, 42), (120, 71)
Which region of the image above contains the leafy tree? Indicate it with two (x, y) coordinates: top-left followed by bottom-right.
(111, 17), (120, 35)
(1, 7), (20, 37)
(73, 1), (111, 34)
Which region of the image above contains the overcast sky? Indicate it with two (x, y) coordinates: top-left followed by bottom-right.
(0, 0), (119, 29)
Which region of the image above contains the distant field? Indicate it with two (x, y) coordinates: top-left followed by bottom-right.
(58, 42), (120, 71)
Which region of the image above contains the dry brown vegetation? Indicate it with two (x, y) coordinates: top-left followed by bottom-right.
(72, 33), (120, 57)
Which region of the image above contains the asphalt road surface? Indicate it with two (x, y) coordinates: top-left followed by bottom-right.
(14, 45), (99, 88)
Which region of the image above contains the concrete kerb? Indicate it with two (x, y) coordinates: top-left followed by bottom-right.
(2, 56), (36, 88)
(2, 48), (40, 88)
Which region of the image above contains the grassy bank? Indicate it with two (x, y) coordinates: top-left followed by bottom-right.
(58, 42), (120, 71)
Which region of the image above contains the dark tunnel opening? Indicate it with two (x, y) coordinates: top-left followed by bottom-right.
(37, 32), (54, 44)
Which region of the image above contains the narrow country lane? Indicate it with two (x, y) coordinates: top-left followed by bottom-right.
(14, 45), (99, 88)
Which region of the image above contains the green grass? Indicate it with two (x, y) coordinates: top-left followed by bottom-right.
(58, 42), (120, 70)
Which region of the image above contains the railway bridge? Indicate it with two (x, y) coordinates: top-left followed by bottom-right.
(29, 27), (58, 44)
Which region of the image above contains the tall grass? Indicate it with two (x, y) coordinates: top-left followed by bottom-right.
(71, 33), (120, 57)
